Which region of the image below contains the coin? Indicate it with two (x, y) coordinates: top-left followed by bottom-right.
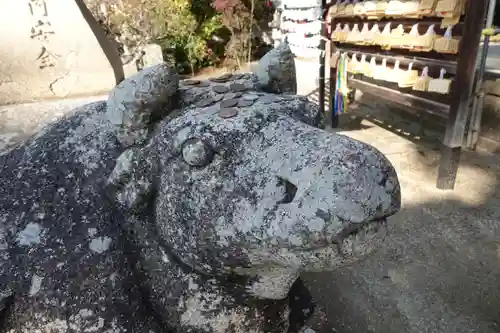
(258, 95), (280, 104)
(237, 99), (255, 107)
(218, 107), (238, 118)
(220, 98), (239, 108)
(212, 85), (230, 94)
(242, 94), (259, 101)
(183, 79), (200, 85)
(197, 81), (210, 87)
(224, 92), (242, 99)
(229, 83), (247, 92)
(209, 73), (233, 83)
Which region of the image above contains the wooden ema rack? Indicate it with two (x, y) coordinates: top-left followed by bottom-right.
(324, 0), (489, 190)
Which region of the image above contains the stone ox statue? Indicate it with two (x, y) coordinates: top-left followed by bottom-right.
(0, 44), (400, 333)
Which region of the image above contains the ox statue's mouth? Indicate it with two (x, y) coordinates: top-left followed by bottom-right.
(338, 217), (388, 243)
(334, 218), (388, 258)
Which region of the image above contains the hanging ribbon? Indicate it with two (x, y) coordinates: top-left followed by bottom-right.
(333, 53), (349, 116)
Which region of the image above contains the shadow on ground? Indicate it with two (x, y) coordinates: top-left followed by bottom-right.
(0, 95), (107, 151)
(303, 151), (500, 332)
(302, 88), (500, 333)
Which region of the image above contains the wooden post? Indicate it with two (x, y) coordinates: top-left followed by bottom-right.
(318, 0), (328, 125)
(328, 16), (339, 129)
(436, 0), (489, 190)
(467, 0), (497, 149)
(329, 65), (339, 128)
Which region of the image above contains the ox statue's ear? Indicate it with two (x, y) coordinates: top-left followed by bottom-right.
(254, 43), (297, 95)
(104, 63), (177, 210)
(107, 147), (156, 211)
(105, 63), (179, 148)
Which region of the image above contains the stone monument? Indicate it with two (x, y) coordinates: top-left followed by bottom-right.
(0, 44), (401, 332)
(0, 0), (121, 105)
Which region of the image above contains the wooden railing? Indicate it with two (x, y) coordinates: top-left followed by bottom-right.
(321, 0), (489, 190)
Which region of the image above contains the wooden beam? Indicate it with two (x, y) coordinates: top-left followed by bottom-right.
(333, 47), (458, 74)
(348, 78), (450, 118)
(437, 0), (489, 190)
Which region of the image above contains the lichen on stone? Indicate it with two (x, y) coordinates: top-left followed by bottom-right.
(0, 45), (401, 333)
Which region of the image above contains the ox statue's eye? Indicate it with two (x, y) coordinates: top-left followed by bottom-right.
(181, 138), (214, 167)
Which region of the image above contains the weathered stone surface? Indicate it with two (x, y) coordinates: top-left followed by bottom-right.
(195, 97), (216, 107)
(0, 100), (142, 332)
(0, 46), (401, 333)
(213, 94), (224, 102)
(254, 42), (297, 95)
(106, 63), (179, 147)
(181, 138), (215, 167)
(0, 0), (117, 104)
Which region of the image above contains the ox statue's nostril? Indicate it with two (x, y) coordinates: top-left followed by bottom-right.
(276, 177), (297, 204)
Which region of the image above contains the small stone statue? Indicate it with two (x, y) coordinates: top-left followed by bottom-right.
(0, 44), (400, 333)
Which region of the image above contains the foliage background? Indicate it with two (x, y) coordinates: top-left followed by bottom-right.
(85, 0), (273, 75)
